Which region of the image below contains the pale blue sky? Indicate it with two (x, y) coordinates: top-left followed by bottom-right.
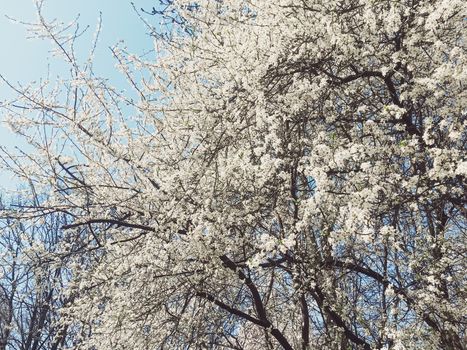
(0, 0), (157, 190)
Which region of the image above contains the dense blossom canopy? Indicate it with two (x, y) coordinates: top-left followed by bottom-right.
(1, 0), (466, 349)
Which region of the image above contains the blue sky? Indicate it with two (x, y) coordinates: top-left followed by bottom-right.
(0, 0), (157, 189)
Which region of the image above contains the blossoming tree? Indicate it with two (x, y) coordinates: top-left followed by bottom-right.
(1, 0), (466, 349)
(0, 198), (70, 350)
